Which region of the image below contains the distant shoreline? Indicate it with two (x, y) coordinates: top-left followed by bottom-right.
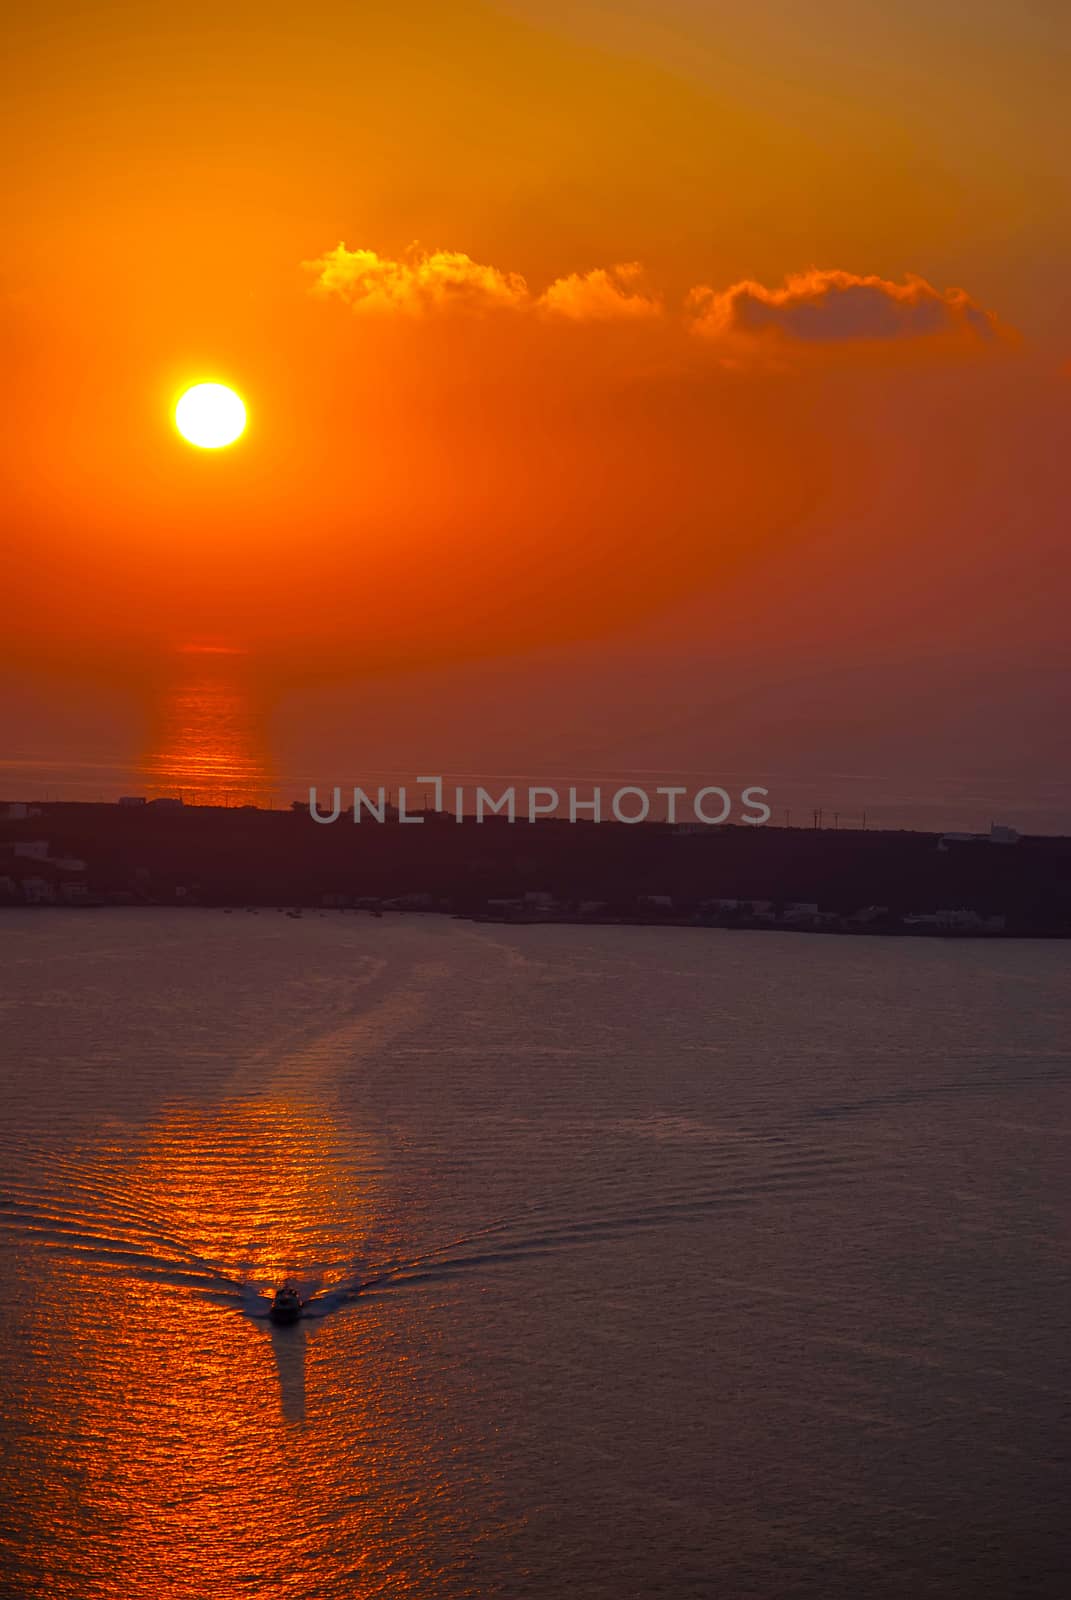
(1, 903), (1066, 941)
(3, 801), (1069, 940)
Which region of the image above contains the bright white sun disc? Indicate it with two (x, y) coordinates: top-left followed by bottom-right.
(175, 383), (246, 448)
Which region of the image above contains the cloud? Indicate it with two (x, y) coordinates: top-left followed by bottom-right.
(306, 245), (662, 323)
(539, 262), (662, 320)
(306, 247), (1007, 358)
(305, 243), (529, 315)
(687, 269), (1002, 344)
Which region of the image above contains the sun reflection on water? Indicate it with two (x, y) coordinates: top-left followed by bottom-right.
(1, 1100), (450, 1598)
(141, 648), (274, 807)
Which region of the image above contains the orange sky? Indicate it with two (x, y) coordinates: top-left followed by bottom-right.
(3, 1), (1070, 821)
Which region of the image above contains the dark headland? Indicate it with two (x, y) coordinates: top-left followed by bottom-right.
(2, 800), (1069, 937)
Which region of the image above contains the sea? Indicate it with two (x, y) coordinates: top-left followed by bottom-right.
(0, 910), (1067, 1598)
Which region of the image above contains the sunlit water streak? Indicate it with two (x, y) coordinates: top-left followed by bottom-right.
(140, 655), (274, 806)
(0, 912), (1068, 1598)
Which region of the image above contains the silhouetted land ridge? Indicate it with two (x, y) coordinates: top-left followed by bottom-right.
(2, 802), (1069, 936)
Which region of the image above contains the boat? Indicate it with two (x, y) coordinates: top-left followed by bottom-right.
(269, 1284), (303, 1325)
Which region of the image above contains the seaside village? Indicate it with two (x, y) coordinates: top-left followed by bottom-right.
(0, 797), (1028, 936)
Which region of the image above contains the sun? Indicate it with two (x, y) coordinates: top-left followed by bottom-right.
(175, 383), (247, 449)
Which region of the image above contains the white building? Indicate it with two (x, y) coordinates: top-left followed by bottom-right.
(939, 823), (1022, 851)
(940, 909), (984, 929)
(782, 901), (820, 922)
(13, 841), (50, 861)
(21, 875), (55, 904)
(848, 905), (890, 924)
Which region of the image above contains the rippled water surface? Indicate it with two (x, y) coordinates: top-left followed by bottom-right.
(1, 911), (1067, 1598)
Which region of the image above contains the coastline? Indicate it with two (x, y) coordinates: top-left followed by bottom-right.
(3, 801), (1069, 940)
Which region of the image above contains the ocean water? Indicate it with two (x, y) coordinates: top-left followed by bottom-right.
(0, 910), (1067, 1598)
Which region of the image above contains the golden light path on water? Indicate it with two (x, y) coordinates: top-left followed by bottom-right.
(1, 950), (487, 1599)
(141, 650), (274, 807)
(4, 1093), (470, 1598)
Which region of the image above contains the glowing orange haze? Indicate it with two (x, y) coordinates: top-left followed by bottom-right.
(3, 1), (1069, 816)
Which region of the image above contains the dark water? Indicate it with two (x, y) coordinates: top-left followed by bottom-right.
(0, 911), (1067, 1598)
